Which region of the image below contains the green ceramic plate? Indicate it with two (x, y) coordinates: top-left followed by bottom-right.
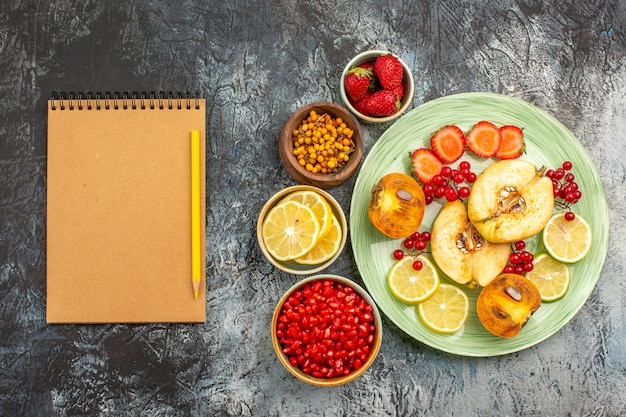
(350, 93), (609, 357)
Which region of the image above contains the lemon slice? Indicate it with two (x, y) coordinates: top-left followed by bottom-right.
(525, 253), (570, 302)
(261, 200), (320, 261)
(542, 212), (592, 263)
(417, 284), (469, 334)
(281, 190), (333, 238)
(387, 255), (439, 304)
(294, 214), (342, 265)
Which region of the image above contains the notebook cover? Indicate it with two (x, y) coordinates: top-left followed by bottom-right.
(46, 94), (206, 323)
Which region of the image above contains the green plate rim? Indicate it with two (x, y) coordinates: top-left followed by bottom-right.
(349, 92), (609, 357)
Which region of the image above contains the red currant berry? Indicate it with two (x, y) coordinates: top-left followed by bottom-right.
(562, 161), (573, 170)
(432, 174), (444, 185)
(411, 231), (422, 240)
(425, 195), (434, 205)
(509, 253), (521, 265)
(420, 231), (431, 241)
(523, 262), (534, 272)
(445, 188), (458, 202)
(453, 172), (465, 184)
(564, 211), (576, 221)
(458, 186), (470, 198)
(403, 239), (415, 249)
(423, 183), (435, 195)
(393, 250), (404, 261)
(514, 240), (526, 251)
(565, 173), (575, 183)
(434, 186), (446, 199)
(546, 169), (555, 179)
(466, 172), (477, 183)
(459, 161), (471, 171)
(412, 260), (423, 271)
(553, 168), (565, 180)
(441, 166), (453, 177)
(414, 240), (427, 251)
(503, 265), (515, 274)
(515, 265), (524, 275)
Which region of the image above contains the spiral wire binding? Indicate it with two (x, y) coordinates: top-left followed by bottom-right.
(50, 91), (202, 110)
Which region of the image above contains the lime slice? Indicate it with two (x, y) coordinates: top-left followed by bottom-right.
(542, 212), (592, 263)
(418, 284), (469, 334)
(525, 253), (570, 302)
(261, 200), (320, 261)
(387, 255), (439, 304)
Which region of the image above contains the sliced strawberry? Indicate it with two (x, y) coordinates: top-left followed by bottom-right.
(465, 121), (502, 158)
(430, 125), (465, 163)
(411, 148), (444, 183)
(495, 125), (525, 159)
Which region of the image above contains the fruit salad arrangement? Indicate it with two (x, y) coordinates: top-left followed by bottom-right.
(344, 54), (405, 117)
(367, 121), (592, 338)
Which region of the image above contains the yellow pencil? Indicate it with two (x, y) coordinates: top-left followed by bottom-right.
(191, 130), (201, 298)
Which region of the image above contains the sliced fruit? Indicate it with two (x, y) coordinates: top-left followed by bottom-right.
(542, 212), (592, 263)
(261, 200), (320, 261)
(368, 172), (426, 238)
(476, 273), (541, 338)
(465, 121), (501, 158)
(495, 125), (525, 160)
(525, 253), (570, 301)
(295, 214), (342, 265)
(282, 190), (333, 238)
(411, 148), (444, 183)
(417, 284), (469, 334)
(431, 200), (510, 288)
(468, 160), (554, 243)
(430, 125), (465, 163)
(388, 255), (439, 304)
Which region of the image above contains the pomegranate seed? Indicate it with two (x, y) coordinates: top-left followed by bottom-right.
(276, 279), (377, 380)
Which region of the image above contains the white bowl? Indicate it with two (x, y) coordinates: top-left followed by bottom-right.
(340, 49), (415, 123)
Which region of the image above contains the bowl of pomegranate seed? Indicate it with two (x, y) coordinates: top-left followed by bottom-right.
(279, 101), (363, 189)
(272, 275), (383, 386)
(340, 50), (415, 123)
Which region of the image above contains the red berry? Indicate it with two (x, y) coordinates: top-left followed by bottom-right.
(414, 240), (427, 251)
(564, 211), (576, 221)
(563, 161), (573, 170)
(514, 240), (526, 251)
(420, 231), (431, 241)
(403, 239), (415, 249)
(360, 90), (400, 117)
(373, 54), (404, 89)
(458, 187), (470, 198)
(412, 260), (423, 271)
(344, 67), (373, 102)
(393, 249), (404, 260)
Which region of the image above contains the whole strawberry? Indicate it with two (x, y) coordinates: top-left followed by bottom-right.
(373, 54), (404, 90)
(361, 90), (400, 117)
(344, 66), (373, 102)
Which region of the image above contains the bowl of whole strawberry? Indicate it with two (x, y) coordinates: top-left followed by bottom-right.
(340, 50), (415, 123)
(272, 275), (382, 386)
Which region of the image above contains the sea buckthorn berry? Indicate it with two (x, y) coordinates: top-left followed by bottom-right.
(291, 111), (356, 174)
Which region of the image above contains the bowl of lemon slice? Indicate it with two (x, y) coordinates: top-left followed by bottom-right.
(257, 185), (347, 275)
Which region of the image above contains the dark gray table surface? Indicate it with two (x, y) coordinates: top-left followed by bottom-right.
(1, 1), (624, 416)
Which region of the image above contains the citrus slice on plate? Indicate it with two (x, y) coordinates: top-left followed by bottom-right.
(281, 190), (333, 238)
(525, 253), (570, 302)
(261, 200), (320, 261)
(387, 255), (439, 304)
(294, 214), (342, 265)
(417, 284), (469, 334)
(542, 212), (592, 263)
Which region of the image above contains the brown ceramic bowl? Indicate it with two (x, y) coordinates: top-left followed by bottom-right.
(257, 185), (348, 275)
(340, 49), (415, 123)
(271, 275), (383, 386)
(279, 102), (363, 189)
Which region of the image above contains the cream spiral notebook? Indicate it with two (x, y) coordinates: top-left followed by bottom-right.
(46, 91), (206, 323)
